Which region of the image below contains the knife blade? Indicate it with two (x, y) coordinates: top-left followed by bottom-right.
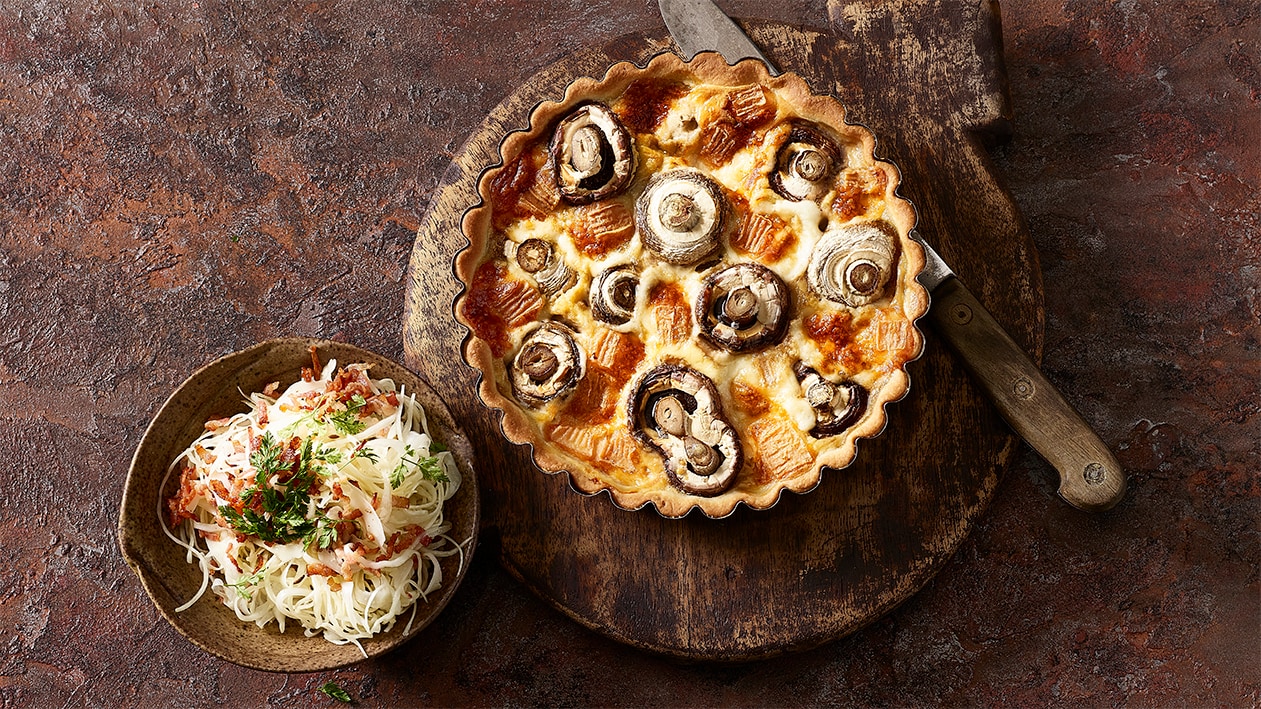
(657, 0), (1126, 512)
(659, 0), (780, 74)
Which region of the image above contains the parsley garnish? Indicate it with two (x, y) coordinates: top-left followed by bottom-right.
(317, 681), (352, 703)
(303, 516), (338, 551)
(228, 570), (265, 599)
(325, 395), (369, 436)
(220, 432), (329, 545)
(390, 444), (450, 488)
(429, 440), (448, 453)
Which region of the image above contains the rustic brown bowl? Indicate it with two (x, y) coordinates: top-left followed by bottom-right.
(118, 338), (479, 672)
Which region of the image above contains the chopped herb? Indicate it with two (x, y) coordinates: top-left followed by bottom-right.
(429, 440), (448, 453)
(325, 395), (369, 436)
(416, 456), (449, 483)
(220, 433), (325, 544)
(228, 570), (265, 599)
(390, 444), (450, 487)
(317, 681), (352, 703)
(303, 515), (339, 551)
(354, 446), (379, 463)
(314, 444), (343, 466)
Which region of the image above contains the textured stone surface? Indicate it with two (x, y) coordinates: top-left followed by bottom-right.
(0, 0), (1255, 706)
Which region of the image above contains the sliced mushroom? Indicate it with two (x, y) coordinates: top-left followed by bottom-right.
(806, 221), (898, 307)
(507, 238), (575, 297)
(769, 121), (843, 203)
(695, 263), (791, 352)
(635, 168), (727, 265)
(590, 265), (639, 325)
(550, 102), (635, 205)
(628, 363), (742, 496)
(792, 362), (868, 438)
(510, 322), (586, 408)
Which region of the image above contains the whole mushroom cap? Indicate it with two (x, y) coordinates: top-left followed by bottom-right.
(792, 362), (869, 438)
(635, 168), (727, 266)
(768, 121), (844, 203)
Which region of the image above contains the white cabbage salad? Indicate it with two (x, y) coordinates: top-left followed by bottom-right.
(160, 351), (464, 653)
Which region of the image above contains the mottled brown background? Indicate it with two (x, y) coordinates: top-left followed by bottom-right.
(1, 0), (1256, 707)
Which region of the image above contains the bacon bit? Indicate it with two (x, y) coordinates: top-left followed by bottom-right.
(231, 438), (245, 455)
(570, 201), (634, 258)
(361, 392), (399, 418)
(382, 525), (431, 558)
(272, 436), (303, 483)
(204, 417), (233, 432)
(262, 381), (280, 397)
(371, 493), (380, 510)
(337, 544), (370, 581)
(699, 120), (741, 167)
(308, 346), (321, 377)
(649, 282), (692, 344)
(257, 401), (269, 427)
(460, 261), (545, 358)
(330, 365), (374, 403)
(327, 576), (343, 591)
(732, 212), (795, 262)
(335, 520), (358, 545)
(194, 444), (216, 464)
(209, 479), (231, 503)
(726, 86), (777, 128)
(342, 507), (363, 521)
(391, 495), (410, 509)
(197, 529), (222, 542)
(306, 563), (338, 577)
(384, 391), (398, 406)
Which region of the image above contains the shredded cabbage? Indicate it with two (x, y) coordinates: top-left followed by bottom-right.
(159, 358), (465, 654)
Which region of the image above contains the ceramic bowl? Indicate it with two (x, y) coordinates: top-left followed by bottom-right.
(118, 338), (479, 672)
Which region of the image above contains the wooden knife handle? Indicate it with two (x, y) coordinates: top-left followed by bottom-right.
(926, 277), (1127, 511)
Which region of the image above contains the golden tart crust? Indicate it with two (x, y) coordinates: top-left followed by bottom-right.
(455, 52), (928, 518)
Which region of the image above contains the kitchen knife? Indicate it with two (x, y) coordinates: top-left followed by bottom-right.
(658, 0), (1126, 512)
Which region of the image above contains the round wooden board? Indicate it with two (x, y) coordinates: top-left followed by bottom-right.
(403, 18), (1043, 660)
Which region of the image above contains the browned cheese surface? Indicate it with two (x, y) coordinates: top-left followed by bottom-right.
(2, 0), (1257, 706)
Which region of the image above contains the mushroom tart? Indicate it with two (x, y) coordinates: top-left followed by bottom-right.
(455, 53), (929, 518)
